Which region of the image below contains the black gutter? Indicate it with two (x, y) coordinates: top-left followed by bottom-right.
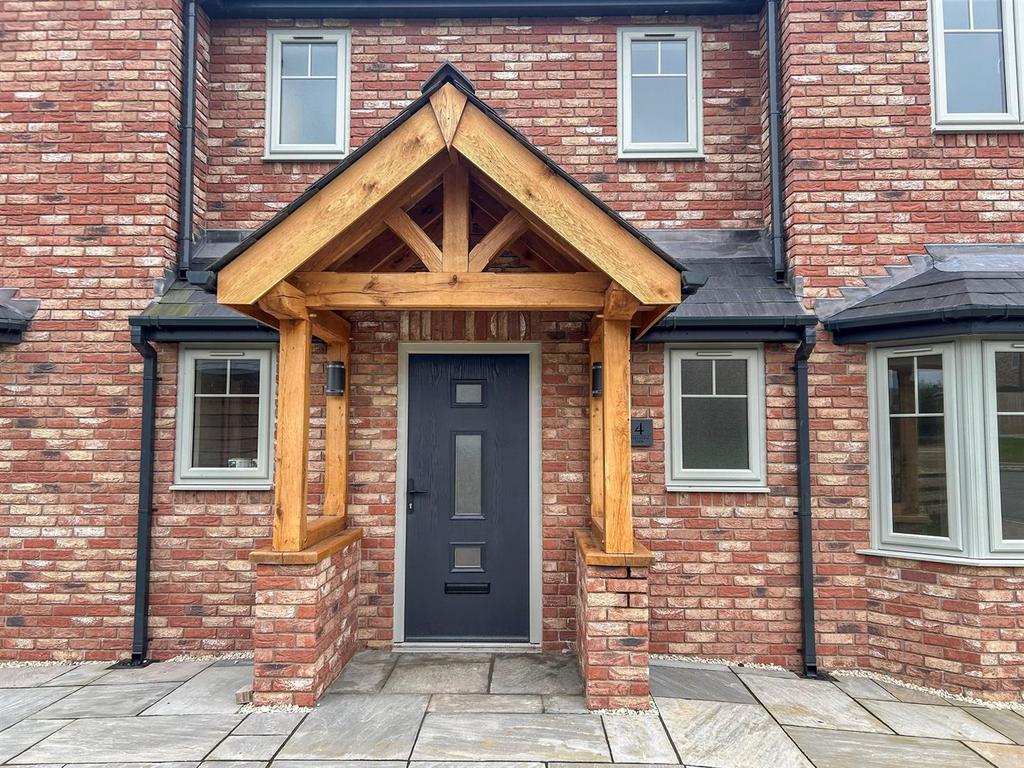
(825, 305), (1024, 345)
(794, 325), (818, 678)
(178, 0), (199, 278)
(128, 314), (280, 343)
(766, 0), (786, 283)
(128, 327), (158, 667)
(202, 0), (764, 19)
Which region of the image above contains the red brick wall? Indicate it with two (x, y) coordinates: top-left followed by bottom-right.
(0, 0), (184, 659)
(202, 14), (767, 231)
(782, 1), (1024, 699)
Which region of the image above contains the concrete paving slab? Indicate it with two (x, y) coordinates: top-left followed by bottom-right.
(233, 712), (306, 736)
(411, 763), (544, 768)
(207, 735), (287, 761)
(41, 664), (112, 687)
(877, 681), (952, 706)
(543, 695), (587, 713)
(412, 713), (609, 762)
(382, 658), (490, 694)
(603, 713), (678, 764)
(965, 741), (1024, 768)
(75, 763), (200, 768)
(200, 762), (266, 768)
(9, 714), (242, 764)
(0, 666), (76, 689)
(730, 665), (797, 678)
(325, 650), (398, 694)
(276, 694), (428, 760)
(0, 688), (75, 731)
(786, 725), (992, 768)
(740, 675), (890, 733)
(273, 762), (405, 768)
(649, 666), (755, 704)
(656, 698), (811, 768)
(860, 700), (1013, 743)
(963, 706), (1024, 744)
(29, 682), (178, 719)
(830, 676), (898, 702)
(489, 655), (583, 695)
(650, 659), (731, 672)
(97, 661), (213, 686)
(142, 664), (251, 716)
(428, 694), (543, 713)
(0, 719), (70, 763)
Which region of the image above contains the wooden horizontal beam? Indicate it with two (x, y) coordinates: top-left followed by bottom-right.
(309, 310), (351, 344)
(303, 515), (348, 549)
(258, 281), (307, 320)
(251, 527), (364, 565)
(292, 272), (611, 311)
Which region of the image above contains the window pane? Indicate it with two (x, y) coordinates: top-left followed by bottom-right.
(995, 351), (1024, 412)
(192, 396), (260, 468)
(681, 398), (748, 470)
(660, 40), (687, 74)
(680, 359), (712, 395)
(998, 414), (1024, 540)
(454, 382), (483, 405)
(454, 434), (482, 517)
(229, 359), (261, 395)
(944, 32), (1007, 113)
(280, 78), (337, 145)
(943, 0), (970, 28)
(887, 357), (916, 414)
(716, 359), (748, 396)
(889, 415), (949, 537)
(281, 42), (308, 76)
(195, 359), (228, 394)
(631, 76), (688, 144)
(310, 42), (337, 76)
(917, 355), (944, 414)
(631, 40), (658, 74)
(973, 0), (1002, 29)
(452, 544), (482, 570)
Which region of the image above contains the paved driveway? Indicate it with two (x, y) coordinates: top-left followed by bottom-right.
(1, 652), (1022, 767)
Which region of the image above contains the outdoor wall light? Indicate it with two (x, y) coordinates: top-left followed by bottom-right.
(325, 360), (346, 397)
(591, 362), (603, 397)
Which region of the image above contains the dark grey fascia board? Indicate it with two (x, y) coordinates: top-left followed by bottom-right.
(0, 330), (24, 345)
(641, 324), (812, 343)
(202, 0), (763, 18)
(825, 305), (1024, 344)
(129, 315), (279, 343)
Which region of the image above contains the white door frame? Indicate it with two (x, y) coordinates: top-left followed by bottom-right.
(393, 342), (543, 646)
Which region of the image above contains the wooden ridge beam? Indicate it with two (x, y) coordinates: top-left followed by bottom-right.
(385, 208), (444, 272)
(292, 272), (611, 311)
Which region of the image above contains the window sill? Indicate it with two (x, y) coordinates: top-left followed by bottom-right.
(170, 483), (273, 492)
(263, 153), (346, 162)
(618, 152), (706, 162)
(932, 123), (1024, 134)
(858, 548), (1024, 568)
(667, 484), (770, 495)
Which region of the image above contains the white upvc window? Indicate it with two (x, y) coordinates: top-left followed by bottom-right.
(665, 346), (767, 491)
(867, 338), (1024, 563)
(174, 347), (276, 489)
(929, 0), (1024, 130)
(617, 26), (703, 159)
(265, 29), (350, 159)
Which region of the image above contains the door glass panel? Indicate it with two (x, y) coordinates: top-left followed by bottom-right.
(994, 351), (1024, 540)
(454, 381), (484, 405)
(454, 433), (482, 517)
(452, 544), (483, 570)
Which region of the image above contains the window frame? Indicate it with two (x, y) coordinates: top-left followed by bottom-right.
(617, 26), (704, 159)
(264, 29), (351, 160)
(664, 345), (767, 492)
(173, 346), (276, 490)
(982, 340), (1024, 556)
(928, 0), (1024, 131)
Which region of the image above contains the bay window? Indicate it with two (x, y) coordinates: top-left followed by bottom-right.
(868, 338), (1024, 562)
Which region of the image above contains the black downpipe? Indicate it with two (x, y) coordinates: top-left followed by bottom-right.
(128, 329), (158, 666)
(794, 326), (818, 677)
(766, 0), (786, 283)
(177, 0), (198, 276)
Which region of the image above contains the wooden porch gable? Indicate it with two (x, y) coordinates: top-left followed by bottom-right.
(212, 64), (684, 560)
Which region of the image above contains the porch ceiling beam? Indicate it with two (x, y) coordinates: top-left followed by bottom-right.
(450, 103), (681, 306)
(217, 107), (447, 305)
(385, 208), (444, 272)
(468, 209), (528, 272)
(292, 272), (611, 311)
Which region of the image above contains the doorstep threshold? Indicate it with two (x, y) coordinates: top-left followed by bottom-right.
(394, 642), (541, 653)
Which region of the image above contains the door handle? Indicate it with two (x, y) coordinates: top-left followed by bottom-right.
(407, 479), (428, 513)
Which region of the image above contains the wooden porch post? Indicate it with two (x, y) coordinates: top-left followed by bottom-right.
(272, 317), (312, 551)
(323, 335), (350, 521)
(601, 313), (634, 554)
(589, 320), (605, 544)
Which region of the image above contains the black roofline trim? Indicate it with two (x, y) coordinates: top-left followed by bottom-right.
(658, 314), (816, 329)
(641, 324), (811, 343)
(830, 317), (1024, 345)
(129, 314), (279, 343)
(206, 62), (686, 288)
(0, 330), (24, 345)
(201, 0), (763, 18)
(825, 305), (1024, 333)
